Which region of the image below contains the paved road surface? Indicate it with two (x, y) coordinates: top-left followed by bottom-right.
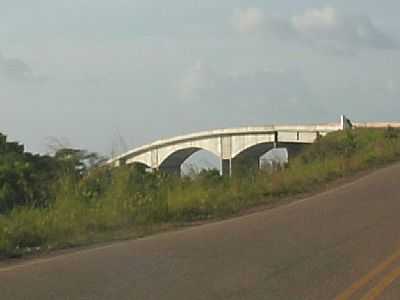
(2, 164), (400, 299)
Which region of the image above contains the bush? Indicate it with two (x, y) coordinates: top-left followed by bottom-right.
(2, 128), (400, 258)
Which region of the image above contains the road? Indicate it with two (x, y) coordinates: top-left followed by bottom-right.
(1, 164), (400, 299)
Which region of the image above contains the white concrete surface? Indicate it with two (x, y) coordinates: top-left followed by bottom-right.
(107, 116), (400, 175)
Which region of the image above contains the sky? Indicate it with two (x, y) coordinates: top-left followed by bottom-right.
(1, 0), (400, 157)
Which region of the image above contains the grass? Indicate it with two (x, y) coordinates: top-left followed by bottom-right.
(1, 127), (400, 259)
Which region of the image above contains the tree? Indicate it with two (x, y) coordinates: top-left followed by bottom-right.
(54, 148), (106, 176)
(0, 133), (58, 213)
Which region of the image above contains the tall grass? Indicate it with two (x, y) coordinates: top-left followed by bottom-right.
(1, 127), (400, 258)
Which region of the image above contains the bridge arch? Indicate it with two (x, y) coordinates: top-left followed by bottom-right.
(157, 137), (221, 166)
(158, 146), (220, 176)
(231, 142), (275, 173)
(232, 142), (275, 161)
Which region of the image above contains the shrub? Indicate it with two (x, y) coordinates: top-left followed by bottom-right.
(2, 128), (400, 258)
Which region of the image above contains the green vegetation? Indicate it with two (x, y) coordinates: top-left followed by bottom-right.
(1, 128), (400, 259)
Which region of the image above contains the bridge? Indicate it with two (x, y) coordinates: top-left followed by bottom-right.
(107, 116), (400, 176)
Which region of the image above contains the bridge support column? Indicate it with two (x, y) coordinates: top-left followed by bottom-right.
(115, 158), (126, 167)
(221, 159), (232, 176)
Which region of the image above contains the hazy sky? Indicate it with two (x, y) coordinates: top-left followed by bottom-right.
(1, 0), (400, 156)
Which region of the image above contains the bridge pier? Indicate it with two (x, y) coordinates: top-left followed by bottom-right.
(115, 158), (126, 167)
(221, 159), (232, 176)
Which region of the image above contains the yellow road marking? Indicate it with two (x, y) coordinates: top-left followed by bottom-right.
(334, 248), (400, 300)
(360, 265), (400, 300)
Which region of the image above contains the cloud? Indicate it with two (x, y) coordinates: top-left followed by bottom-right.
(176, 63), (326, 123)
(385, 79), (399, 94)
(291, 7), (337, 33)
(0, 52), (37, 82)
(234, 8), (265, 33)
(234, 7), (398, 55)
(177, 61), (218, 99)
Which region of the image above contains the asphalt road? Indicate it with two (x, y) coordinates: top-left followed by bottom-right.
(2, 164), (400, 300)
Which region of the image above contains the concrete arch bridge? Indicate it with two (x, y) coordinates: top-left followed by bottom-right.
(107, 116), (399, 176)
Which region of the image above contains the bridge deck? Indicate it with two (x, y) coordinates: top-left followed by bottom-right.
(108, 123), (341, 164)
(107, 120), (400, 167)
